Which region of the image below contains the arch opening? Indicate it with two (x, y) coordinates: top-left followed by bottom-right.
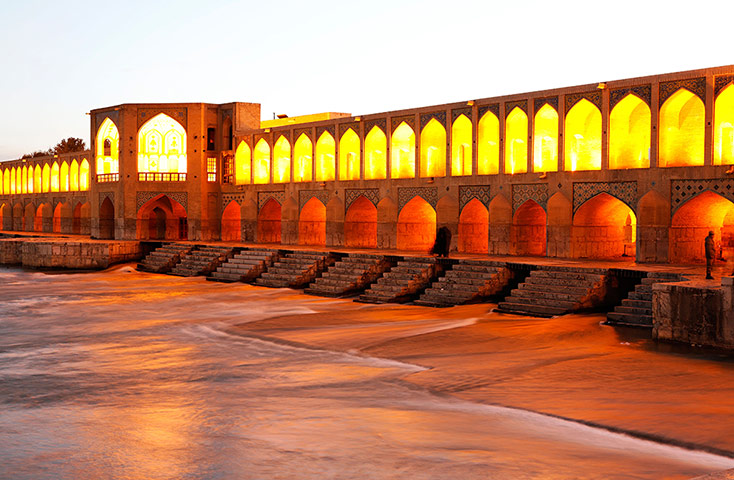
(397, 196), (436, 252)
(420, 118), (446, 177)
(659, 89), (705, 167)
(565, 99), (602, 171)
(235, 141), (252, 185)
(96, 117), (120, 177)
(364, 126), (387, 180)
(299, 197), (326, 246)
(512, 200), (546, 256)
(339, 128), (360, 181)
(478, 111), (499, 175)
(273, 136), (291, 184)
(715, 84), (734, 166)
(345, 196), (377, 248)
(505, 107), (528, 174)
(99, 197), (115, 239)
(533, 104), (558, 172)
(253, 139), (271, 184)
(137, 113), (187, 176)
(257, 198), (281, 244)
(451, 114), (472, 176)
(670, 191), (734, 263)
(572, 193), (636, 259)
(458, 198), (489, 254)
(135, 195), (187, 240)
(391, 122), (416, 179)
(315, 131), (336, 182)
(221, 201), (242, 242)
(293, 134), (313, 183)
(609, 94), (651, 169)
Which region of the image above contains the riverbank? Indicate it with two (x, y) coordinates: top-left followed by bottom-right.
(232, 297), (734, 458)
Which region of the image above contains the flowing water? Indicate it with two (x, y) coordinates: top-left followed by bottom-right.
(1, 265), (733, 480)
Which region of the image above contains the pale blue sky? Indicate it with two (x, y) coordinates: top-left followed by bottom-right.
(1, 0), (732, 160)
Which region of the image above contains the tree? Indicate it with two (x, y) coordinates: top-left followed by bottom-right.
(53, 137), (86, 154)
(22, 149), (54, 159)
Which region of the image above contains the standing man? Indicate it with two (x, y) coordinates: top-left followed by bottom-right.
(705, 230), (715, 279)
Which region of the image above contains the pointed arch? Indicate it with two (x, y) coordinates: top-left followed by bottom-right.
(339, 128), (360, 181)
(135, 194), (187, 240)
(451, 114), (472, 176)
(670, 191), (734, 263)
(50, 162), (60, 192)
(53, 202), (72, 233)
(99, 197), (115, 239)
(0, 203), (11, 230)
(23, 166), (31, 193)
(41, 164), (50, 192)
(273, 135), (291, 184)
(533, 104), (558, 172)
(221, 200), (242, 242)
(364, 126), (387, 180)
(299, 197), (326, 246)
(397, 196), (436, 251)
(137, 113), (187, 174)
(2, 168), (9, 195)
(257, 198), (281, 243)
(315, 131), (336, 182)
(609, 94), (651, 169)
(79, 159), (90, 190)
(293, 134), (313, 183)
(478, 111), (500, 175)
(420, 118), (446, 177)
(714, 84), (734, 166)
(16, 167), (22, 194)
(34, 165), (42, 193)
(96, 117), (120, 175)
(512, 200), (546, 256)
(572, 193), (635, 259)
(345, 196), (377, 248)
(565, 99), (601, 171)
(59, 161), (70, 192)
(253, 138), (271, 184)
(458, 198), (488, 253)
(505, 107), (528, 174)
(235, 141), (252, 185)
(21, 166), (28, 194)
(659, 89), (704, 167)
(391, 122), (416, 179)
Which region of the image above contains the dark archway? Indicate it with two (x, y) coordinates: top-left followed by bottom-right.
(397, 196), (436, 252)
(298, 197), (326, 246)
(458, 198), (489, 253)
(136, 194), (187, 240)
(572, 193), (636, 259)
(99, 197), (115, 239)
(345, 196), (377, 248)
(511, 200), (546, 256)
(221, 201), (241, 242)
(257, 198), (281, 244)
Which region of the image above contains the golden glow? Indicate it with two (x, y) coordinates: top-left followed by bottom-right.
(253, 139), (270, 184)
(714, 84), (734, 165)
(659, 89), (704, 167)
(364, 126), (387, 180)
(397, 196), (435, 251)
(609, 94), (651, 169)
(420, 118), (446, 177)
(69, 160), (79, 191)
(293, 134), (313, 182)
(60, 161), (69, 191)
(137, 113), (187, 174)
(505, 107), (528, 174)
(41, 164), (49, 192)
(1, 169), (7, 195)
(477, 111), (499, 175)
(33, 165), (41, 193)
(451, 114), (472, 176)
(96, 117), (120, 175)
(564, 99), (602, 171)
(315, 131), (336, 182)
(26, 166), (33, 193)
(80, 159), (90, 191)
(21, 166), (28, 194)
(50, 162), (60, 192)
(339, 128), (360, 181)
(234, 141), (251, 185)
(15, 167), (21, 194)
(10, 167), (16, 194)
(260, 111), (351, 129)
(533, 104), (558, 172)
(273, 136), (291, 183)
(391, 122), (415, 179)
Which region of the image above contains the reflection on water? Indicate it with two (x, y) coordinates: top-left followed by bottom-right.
(0, 264), (732, 480)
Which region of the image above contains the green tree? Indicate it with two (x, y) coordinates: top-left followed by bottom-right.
(53, 137), (86, 154)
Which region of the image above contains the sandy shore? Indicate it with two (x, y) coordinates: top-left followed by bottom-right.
(232, 294), (734, 457)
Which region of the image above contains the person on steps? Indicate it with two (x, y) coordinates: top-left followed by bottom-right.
(431, 226), (452, 258)
(705, 230), (715, 280)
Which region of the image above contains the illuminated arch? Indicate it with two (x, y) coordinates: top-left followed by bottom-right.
(69, 160), (79, 191)
(96, 117), (120, 175)
(33, 165), (41, 193)
(40, 164), (49, 192)
(533, 104), (558, 172)
(659, 89), (704, 167)
(293, 134), (313, 182)
(258, 198), (281, 243)
(79, 159), (90, 190)
(420, 118), (446, 177)
(15, 167), (22, 194)
(299, 197), (326, 246)
(564, 99), (601, 171)
(137, 113), (187, 174)
(364, 126), (386, 180)
(135, 194), (187, 240)
(315, 131), (336, 182)
(49, 162), (60, 192)
(397, 196), (436, 251)
(234, 141), (251, 185)
(458, 198), (489, 253)
(21, 166), (28, 194)
(345, 196), (377, 248)
(512, 200), (546, 256)
(26, 166), (33, 193)
(572, 193), (636, 259)
(609, 94), (651, 169)
(669, 192), (734, 263)
(714, 84), (734, 165)
(253, 138), (271, 184)
(59, 161), (69, 192)
(451, 114), (472, 176)
(273, 135), (291, 184)
(391, 122), (415, 179)
(2, 169), (8, 195)
(478, 110), (499, 175)
(339, 128), (360, 181)
(505, 107), (528, 174)
(221, 201), (242, 242)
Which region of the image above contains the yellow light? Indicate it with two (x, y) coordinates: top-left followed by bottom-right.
(714, 84), (734, 166)
(477, 111), (499, 175)
(293, 134), (313, 182)
(391, 122), (415, 179)
(533, 104), (558, 173)
(609, 94), (650, 169)
(339, 128), (360, 181)
(451, 114), (472, 176)
(364, 126), (387, 180)
(138, 113), (187, 175)
(234, 141), (252, 185)
(420, 118), (446, 178)
(659, 89), (704, 167)
(273, 136), (291, 183)
(505, 107), (528, 174)
(315, 131), (336, 182)
(564, 99), (601, 171)
(253, 139), (271, 184)
(96, 118), (120, 175)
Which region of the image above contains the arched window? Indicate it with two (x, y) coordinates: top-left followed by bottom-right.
(715, 84), (734, 166)
(69, 160), (79, 191)
(42, 164), (50, 192)
(420, 118), (446, 177)
(339, 128), (360, 181)
(273, 135), (291, 183)
(477, 110), (499, 175)
(21, 166), (28, 194)
(50, 162), (60, 192)
(364, 126), (386, 180)
(253, 139), (270, 184)
(16, 167), (22, 194)
(137, 113), (187, 178)
(564, 99), (602, 171)
(315, 131), (336, 182)
(10, 167), (16, 194)
(34, 165), (42, 193)
(659, 89), (704, 167)
(234, 141), (251, 185)
(391, 122), (415, 179)
(96, 117), (120, 177)
(60, 162), (69, 192)
(533, 104), (558, 172)
(80, 159), (90, 191)
(609, 94), (650, 169)
(451, 114), (472, 176)
(293, 134), (313, 182)
(505, 107), (528, 174)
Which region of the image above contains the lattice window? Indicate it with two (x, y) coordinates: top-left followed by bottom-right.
(207, 157), (217, 182)
(222, 156), (234, 184)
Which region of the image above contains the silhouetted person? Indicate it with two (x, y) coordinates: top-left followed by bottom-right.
(431, 226), (451, 258)
(705, 230), (715, 279)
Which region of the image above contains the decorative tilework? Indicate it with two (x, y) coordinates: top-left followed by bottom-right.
(512, 184), (548, 213)
(478, 104), (499, 120)
(254, 134), (270, 146)
(610, 85), (652, 109)
(136, 192), (188, 212)
(459, 185), (490, 211)
(420, 111), (447, 130)
(274, 132), (290, 144)
(99, 192), (114, 210)
(294, 128), (311, 141)
(316, 125), (336, 139)
(572, 181), (637, 213)
(299, 190), (331, 210)
(565, 91), (602, 112)
(221, 193), (248, 214)
(391, 115), (415, 132)
(339, 122), (360, 136)
(451, 107), (472, 123)
(138, 108), (186, 128)
(715, 75), (734, 96)
(365, 118), (386, 134)
(258, 191), (284, 210)
(671, 179), (734, 213)
(345, 188), (380, 211)
(95, 112), (119, 134)
(505, 100), (528, 117)
(398, 187), (438, 211)
(659, 77), (706, 104)
(72, 196), (87, 208)
(534, 97), (559, 112)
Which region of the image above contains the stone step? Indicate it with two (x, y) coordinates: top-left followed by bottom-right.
(501, 296), (578, 310)
(614, 305), (652, 315)
(515, 282), (593, 296)
(621, 298), (651, 309)
(495, 302), (568, 317)
(169, 246), (234, 277)
(358, 260), (440, 304)
(508, 288), (586, 302)
(137, 243), (194, 274)
(524, 275), (601, 288)
(605, 311), (653, 327)
(254, 252), (334, 289)
(532, 270), (605, 281)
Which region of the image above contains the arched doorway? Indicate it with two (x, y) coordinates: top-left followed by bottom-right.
(458, 198), (489, 253)
(299, 197), (326, 246)
(99, 197), (115, 239)
(257, 199), (281, 244)
(135, 194), (187, 240)
(53, 203), (63, 233)
(221, 201), (241, 242)
(397, 196), (436, 252)
(345, 196), (377, 248)
(512, 200), (546, 256)
(24, 204), (35, 232)
(669, 191), (734, 263)
(572, 193), (635, 259)
(0, 203), (10, 231)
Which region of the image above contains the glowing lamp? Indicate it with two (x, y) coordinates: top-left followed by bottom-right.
(597, 83), (607, 90)
(467, 100), (475, 106)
